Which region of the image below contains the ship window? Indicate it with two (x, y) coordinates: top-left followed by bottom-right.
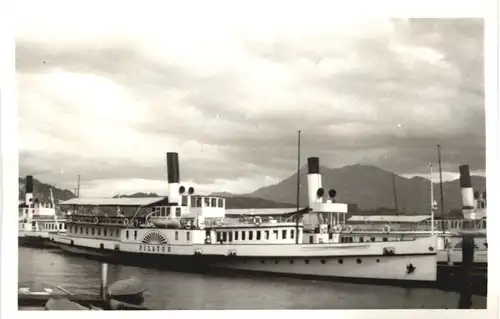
(329, 232), (333, 240)
(104, 229), (108, 236)
(161, 207), (166, 217)
(92, 228), (95, 235)
(360, 237), (364, 243)
(235, 231), (239, 241)
(348, 237), (353, 243)
(85, 228), (89, 235)
(59, 224), (63, 230)
(291, 230), (295, 239)
(273, 230), (278, 239)
(204, 197), (210, 207)
(282, 230), (287, 239)
(97, 228), (101, 236)
(371, 237), (375, 242)
(218, 198), (224, 208)
(228, 232), (233, 242)
(134, 230), (137, 239)
(383, 237), (388, 242)
(222, 232), (227, 242)
(176, 208), (181, 217)
(256, 231), (261, 240)
(211, 198), (217, 207)
(191, 196), (196, 207)
(167, 207), (171, 216)
(309, 236), (314, 244)
(242, 231), (246, 240)
(186, 232), (190, 241)
(249, 231), (254, 240)
(196, 197), (202, 207)
(182, 196), (188, 206)
(175, 231), (179, 240)
(265, 231), (270, 240)
(126, 230), (129, 239)
(216, 232), (221, 242)
(80, 227), (83, 234)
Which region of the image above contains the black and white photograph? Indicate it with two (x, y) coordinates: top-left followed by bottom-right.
(1, 0), (499, 315)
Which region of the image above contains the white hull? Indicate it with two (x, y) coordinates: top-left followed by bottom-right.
(210, 254), (436, 282)
(51, 231), (438, 282)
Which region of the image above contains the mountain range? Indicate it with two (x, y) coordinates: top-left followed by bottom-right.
(18, 164), (486, 215)
(243, 164), (486, 215)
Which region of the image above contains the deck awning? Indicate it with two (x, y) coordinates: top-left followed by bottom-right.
(59, 197), (167, 207)
(348, 215), (431, 223)
(225, 207), (308, 217)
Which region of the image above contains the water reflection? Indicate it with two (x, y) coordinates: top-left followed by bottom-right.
(18, 247), (486, 309)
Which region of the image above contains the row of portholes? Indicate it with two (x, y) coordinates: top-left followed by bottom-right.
(252, 258), (382, 265)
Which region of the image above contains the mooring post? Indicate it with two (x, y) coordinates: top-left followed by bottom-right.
(458, 234), (474, 309)
(100, 263), (109, 302)
(447, 237), (453, 265)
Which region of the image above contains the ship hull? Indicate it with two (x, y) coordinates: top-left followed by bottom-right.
(19, 231), (63, 249)
(52, 239), (437, 284)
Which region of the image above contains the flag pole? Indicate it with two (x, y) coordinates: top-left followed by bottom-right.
(429, 162), (435, 235)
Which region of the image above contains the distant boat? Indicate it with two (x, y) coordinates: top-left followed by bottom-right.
(18, 176), (67, 248)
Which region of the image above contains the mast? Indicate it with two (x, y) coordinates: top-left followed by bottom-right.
(295, 130), (301, 244)
(391, 173), (399, 215)
(76, 174), (81, 198)
(437, 145), (445, 223)
(429, 163), (434, 234)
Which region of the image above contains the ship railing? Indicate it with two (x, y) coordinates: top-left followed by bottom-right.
(430, 219), (486, 231)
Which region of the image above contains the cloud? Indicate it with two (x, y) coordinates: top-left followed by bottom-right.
(16, 1), (485, 196)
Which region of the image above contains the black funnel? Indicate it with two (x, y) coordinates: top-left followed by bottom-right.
(166, 153), (180, 183)
(307, 157), (320, 174)
(26, 175), (34, 193)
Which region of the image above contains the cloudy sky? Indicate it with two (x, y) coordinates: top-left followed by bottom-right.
(15, 1), (486, 197)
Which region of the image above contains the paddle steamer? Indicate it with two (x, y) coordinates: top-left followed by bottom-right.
(19, 176), (67, 247)
(51, 152), (438, 283)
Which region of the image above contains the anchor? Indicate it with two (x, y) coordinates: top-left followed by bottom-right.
(406, 263), (416, 274)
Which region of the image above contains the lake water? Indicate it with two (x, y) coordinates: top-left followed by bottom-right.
(18, 247), (486, 309)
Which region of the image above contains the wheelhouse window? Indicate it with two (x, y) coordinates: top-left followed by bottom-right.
(265, 231), (270, 240)
(175, 208), (181, 217)
(242, 231), (246, 240)
(256, 231), (261, 240)
(218, 198), (224, 208)
(222, 232), (227, 242)
(167, 207), (171, 216)
(92, 228), (95, 235)
(249, 231), (253, 240)
(273, 230), (278, 240)
(97, 228), (101, 236)
(126, 230), (129, 239)
(216, 232), (222, 242)
(104, 229), (107, 236)
(85, 228), (89, 235)
(182, 196), (188, 207)
(186, 232), (190, 241)
(191, 196), (197, 207)
(228, 232), (233, 242)
(204, 197), (210, 207)
(211, 198), (217, 207)
(235, 231), (239, 241)
(161, 207), (166, 217)
(282, 230), (287, 239)
(196, 197), (202, 208)
(175, 231), (179, 240)
(134, 230), (137, 239)
(291, 230), (295, 239)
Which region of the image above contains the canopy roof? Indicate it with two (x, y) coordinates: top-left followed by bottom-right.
(59, 197), (166, 207)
